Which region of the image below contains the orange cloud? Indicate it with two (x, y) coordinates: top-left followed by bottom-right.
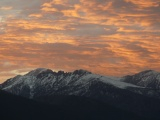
(62, 10), (80, 17)
(125, 0), (159, 8)
(41, 7), (58, 12)
(29, 14), (43, 18)
(0, 6), (12, 10)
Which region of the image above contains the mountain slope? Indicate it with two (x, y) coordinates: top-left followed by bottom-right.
(122, 70), (160, 89)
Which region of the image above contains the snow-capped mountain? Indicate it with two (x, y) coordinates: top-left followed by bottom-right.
(0, 68), (142, 99)
(1, 68), (160, 119)
(1, 68), (160, 100)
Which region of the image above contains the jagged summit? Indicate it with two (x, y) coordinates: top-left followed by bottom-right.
(25, 68), (92, 77)
(73, 69), (92, 75)
(25, 68), (54, 76)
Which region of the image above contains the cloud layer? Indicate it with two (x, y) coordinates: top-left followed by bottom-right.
(0, 0), (160, 82)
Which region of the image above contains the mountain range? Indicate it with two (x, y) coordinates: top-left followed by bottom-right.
(1, 68), (160, 120)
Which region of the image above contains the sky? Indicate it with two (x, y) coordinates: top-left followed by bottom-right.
(0, 0), (160, 83)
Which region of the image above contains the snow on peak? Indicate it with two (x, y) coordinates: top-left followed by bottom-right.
(25, 68), (53, 76)
(100, 76), (142, 89)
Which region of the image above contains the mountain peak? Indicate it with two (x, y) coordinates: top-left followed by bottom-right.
(73, 69), (92, 75)
(122, 69), (160, 88)
(25, 68), (54, 76)
(138, 70), (158, 75)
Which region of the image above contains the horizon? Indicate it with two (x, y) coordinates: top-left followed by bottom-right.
(0, 0), (160, 83)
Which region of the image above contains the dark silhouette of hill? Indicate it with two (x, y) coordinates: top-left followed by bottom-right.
(0, 90), (151, 120)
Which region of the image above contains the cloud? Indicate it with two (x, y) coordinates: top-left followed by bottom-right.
(125, 0), (160, 8)
(0, 6), (12, 10)
(0, 0), (160, 83)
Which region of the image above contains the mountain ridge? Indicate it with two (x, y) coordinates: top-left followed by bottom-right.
(0, 68), (144, 98)
(1, 68), (160, 99)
